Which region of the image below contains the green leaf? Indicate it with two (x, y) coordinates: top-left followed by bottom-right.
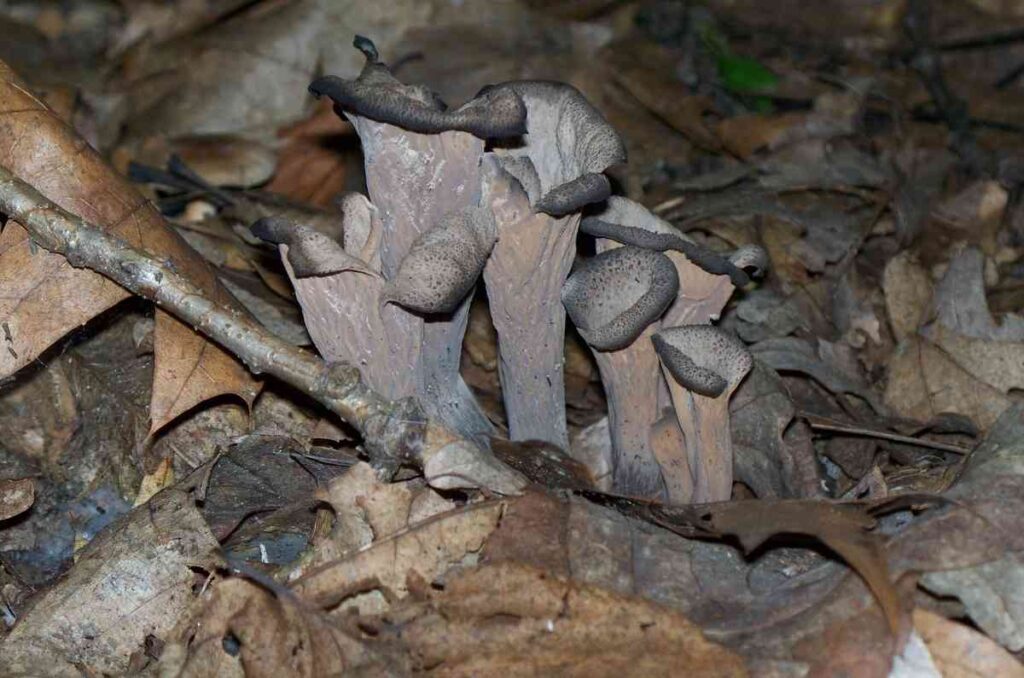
(716, 53), (779, 94)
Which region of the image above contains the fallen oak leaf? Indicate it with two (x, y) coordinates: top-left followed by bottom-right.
(371, 561), (749, 677)
(582, 492), (943, 645)
(0, 59), (259, 434)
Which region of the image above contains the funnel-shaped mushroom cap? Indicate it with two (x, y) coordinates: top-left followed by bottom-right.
(652, 325), (753, 397)
(384, 207), (497, 314)
(562, 246), (679, 351)
(582, 196), (750, 287)
(729, 244), (769, 279)
(309, 36), (526, 139)
(484, 81), (626, 217)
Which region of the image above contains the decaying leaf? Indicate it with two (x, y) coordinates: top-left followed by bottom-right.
(374, 561), (749, 677)
(163, 577), (401, 677)
(287, 463), (504, 612)
(914, 405), (1024, 652)
(0, 477), (34, 521)
(914, 608), (1024, 677)
(265, 99), (357, 208)
(886, 247), (1024, 431)
(0, 489), (223, 675)
(118, 0), (323, 142)
(0, 60), (258, 434)
(882, 250), (934, 343)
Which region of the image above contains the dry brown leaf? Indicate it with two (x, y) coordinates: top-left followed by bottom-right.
(598, 494), (912, 643)
(0, 61), (258, 434)
(700, 499), (908, 641)
(164, 577), (401, 677)
(288, 463), (503, 612)
(914, 608), (1024, 677)
(885, 336), (1012, 430)
(265, 98), (357, 208)
(118, 0), (322, 142)
(112, 0), (255, 54)
(130, 134), (278, 188)
(0, 489), (223, 675)
(605, 42), (722, 152)
(0, 477), (34, 521)
(883, 250), (934, 342)
(385, 561), (749, 677)
(717, 113), (809, 158)
(0, 354), (78, 467)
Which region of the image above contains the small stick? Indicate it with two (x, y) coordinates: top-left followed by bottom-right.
(803, 413), (972, 455)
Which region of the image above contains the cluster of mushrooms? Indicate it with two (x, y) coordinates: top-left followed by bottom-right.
(253, 37), (766, 504)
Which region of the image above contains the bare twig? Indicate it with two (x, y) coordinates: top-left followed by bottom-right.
(904, 0), (986, 174)
(803, 413), (972, 455)
(0, 164), (459, 478)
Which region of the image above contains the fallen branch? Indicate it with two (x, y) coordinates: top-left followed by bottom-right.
(0, 165), (524, 493)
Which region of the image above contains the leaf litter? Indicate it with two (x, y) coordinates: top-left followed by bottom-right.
(2, 0), (1024, 676)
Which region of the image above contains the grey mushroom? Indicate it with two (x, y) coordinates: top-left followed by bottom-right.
(652, 324), (753, 503)
(652, 325), (752, 397)
(250, 216), (377, 278)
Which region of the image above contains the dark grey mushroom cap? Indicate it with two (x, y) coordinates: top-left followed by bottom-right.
(309, 36), (526, 139)
(652, 325), (753, 397)
(562, 246), (679, 351)
(250, 216), (375, 278)
(581, 196), (751, 287)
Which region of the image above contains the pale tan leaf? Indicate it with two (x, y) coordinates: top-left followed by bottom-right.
(914, 608), (1024, 678)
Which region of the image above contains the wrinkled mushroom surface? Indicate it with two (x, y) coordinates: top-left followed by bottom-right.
(480, 82), (627, 448)
(251, 216), (376, 278)
(290, 37), (517, 444)
(562, 245), (679, 351)
(385, 207), (497, 314)
(486, 80), (627, 216)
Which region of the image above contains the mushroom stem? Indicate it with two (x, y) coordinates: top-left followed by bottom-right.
(482, 167), (577, 448)
(355, 120), (494, 445)
(663, 382), (736, 503)
(591, 323), (666, 496)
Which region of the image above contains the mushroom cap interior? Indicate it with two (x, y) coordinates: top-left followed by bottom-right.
(561, 246), (679, 351)
(653, 325), (753, 396)
(729, 243), (769, 278)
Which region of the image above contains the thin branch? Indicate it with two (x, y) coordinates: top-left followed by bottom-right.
(903, 0), (986, 174)
(803, 413), (972, 455)
(0, 164), (426, 474)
